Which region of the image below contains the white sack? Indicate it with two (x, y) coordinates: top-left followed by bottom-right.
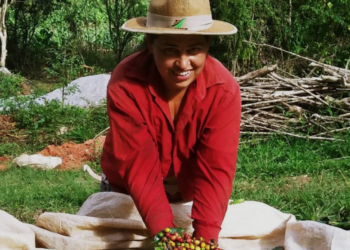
(0, 210), (36, 250)
(1, 192), (349, 250)
(32, 192), (296, 250)
(35, 74), (110, 107)
(13, 154), (62, 169)
(285, 221), (350, 250)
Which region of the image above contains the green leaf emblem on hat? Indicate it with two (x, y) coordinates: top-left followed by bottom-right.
(172, 18), (186, 29)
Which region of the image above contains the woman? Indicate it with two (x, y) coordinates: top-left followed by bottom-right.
(101, 0), (241, 244)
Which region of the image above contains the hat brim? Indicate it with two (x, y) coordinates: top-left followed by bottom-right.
(122, 17), (237, 35)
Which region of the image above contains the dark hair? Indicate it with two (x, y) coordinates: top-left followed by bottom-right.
(149, 34), (159, 44)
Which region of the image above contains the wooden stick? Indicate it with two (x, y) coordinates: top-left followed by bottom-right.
(94, 126), (110, 139)
(246, 109), (289, 120)
(309, 62), (350, 76)
(315, 127), (350, 136)
(243, 125), (343, 141)
(339, 113), (350, 118)
(244, 40), (350, 75)
(242, 94), (325, 108)
(237, 64), (278, 84)
(269, 72), (330, 106)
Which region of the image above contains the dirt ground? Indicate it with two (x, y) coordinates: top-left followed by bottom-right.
(0, 114), (13, 169)
(38, 136), (106, 170)
(0, 115), (27, 144)
(0, 136), (106, 171)
(0, 156), (10, 171)
(0, 115), (16, 131)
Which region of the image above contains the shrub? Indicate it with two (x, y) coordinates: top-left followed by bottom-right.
(0, 73), (24, 99)
(1, 98), (108, 152)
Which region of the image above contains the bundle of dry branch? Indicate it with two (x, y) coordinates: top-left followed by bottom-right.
(237, 60), (350, 141)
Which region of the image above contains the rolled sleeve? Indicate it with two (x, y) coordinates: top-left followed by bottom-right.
(101, 86), (175, 236)
(192, 88), (241, 241)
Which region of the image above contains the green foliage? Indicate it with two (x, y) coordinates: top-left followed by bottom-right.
(1, 99), (108, 153)
(44, 48), (83, 107)
(4, 0), (350, 76)
(0, 73), (24, 98)
(290, 0), (350, 66)
(6, 0), (115, 75)
(210, 0), (350, 73)
(103, 0), (148, 63)
(3, 0), (350, 78)
(6, 0), (67, 71)
(211, 1), (262, 73)
(0, 143), (21, 157)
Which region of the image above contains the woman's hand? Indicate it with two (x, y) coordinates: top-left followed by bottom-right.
(153, 227), (222, 250)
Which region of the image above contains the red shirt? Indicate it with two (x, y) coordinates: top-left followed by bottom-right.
(101, 50), (241, 241)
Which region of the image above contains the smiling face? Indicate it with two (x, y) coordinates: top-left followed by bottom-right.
(147, 34), (211, 95)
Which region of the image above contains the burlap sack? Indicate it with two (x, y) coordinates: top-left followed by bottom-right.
(32, 192), (295, 249)
(0, 210), (37, 250)
(1, 192), (349, 249)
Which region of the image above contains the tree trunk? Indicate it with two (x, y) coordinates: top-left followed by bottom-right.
(288, 0), (292, 27)
(0, 0), (8, 68)
(0, 0), (15, 73)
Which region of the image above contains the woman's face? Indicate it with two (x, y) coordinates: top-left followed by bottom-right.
(148, 34), (211, 93)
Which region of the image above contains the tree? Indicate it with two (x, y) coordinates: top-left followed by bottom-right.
(6, 0), (67, 71)
(103, 0), (148, 63)
(0, 0), (15, 74)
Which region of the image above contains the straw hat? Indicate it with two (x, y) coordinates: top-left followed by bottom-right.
(122, 0), (237, 35)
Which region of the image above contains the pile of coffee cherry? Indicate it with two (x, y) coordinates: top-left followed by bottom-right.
(153, 227), (222, 250)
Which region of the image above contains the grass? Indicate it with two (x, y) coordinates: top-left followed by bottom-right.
(1, 134), (349, 227)
(233, 134), (350, 227)
(0, 94), (106, 223)
(0, 91), (349, 230)
(0, 163), (100, 223)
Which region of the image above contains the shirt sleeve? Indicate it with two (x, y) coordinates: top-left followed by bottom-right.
(101, 85), (175, 236)
(192, 86), (241, 241)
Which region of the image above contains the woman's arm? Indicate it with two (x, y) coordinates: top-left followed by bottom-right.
(192, 86), (241, 241)
(101, 85), (175, 236)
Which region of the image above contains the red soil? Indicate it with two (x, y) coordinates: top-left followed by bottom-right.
(0, 156), (11, 171)
(38, 136), (106, 170)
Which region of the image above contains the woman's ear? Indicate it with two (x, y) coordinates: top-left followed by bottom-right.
(146, 34), (153, 53)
